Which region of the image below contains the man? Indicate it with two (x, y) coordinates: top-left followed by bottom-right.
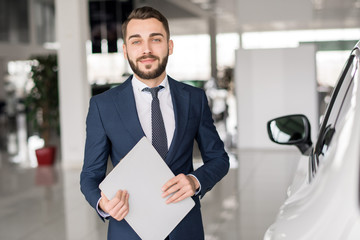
(80, 6), (229, 240)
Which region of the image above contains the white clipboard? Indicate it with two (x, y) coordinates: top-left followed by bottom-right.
(99, 137), (195, 240)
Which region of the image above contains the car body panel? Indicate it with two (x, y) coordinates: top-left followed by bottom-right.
(264, 41), (360, 240)
(286, 154), (308, 197)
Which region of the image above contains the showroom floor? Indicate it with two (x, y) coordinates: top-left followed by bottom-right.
(0, 145), (299, 240)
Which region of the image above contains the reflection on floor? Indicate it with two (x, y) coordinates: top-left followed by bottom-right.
(0, 146), (300, 240)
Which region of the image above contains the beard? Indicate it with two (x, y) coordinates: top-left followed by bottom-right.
(127, 53), (169, 80)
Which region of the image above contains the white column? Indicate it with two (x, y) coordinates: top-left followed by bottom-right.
(55, 0), (90, 168)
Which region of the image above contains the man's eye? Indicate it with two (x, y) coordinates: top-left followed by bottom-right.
(132, 40), (140, 45)
(153, 38), (161, 42)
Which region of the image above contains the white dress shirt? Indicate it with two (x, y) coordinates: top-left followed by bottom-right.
(131, 75), (175, 148)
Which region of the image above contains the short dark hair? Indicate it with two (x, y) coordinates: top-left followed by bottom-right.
(122, 6), (170, 43)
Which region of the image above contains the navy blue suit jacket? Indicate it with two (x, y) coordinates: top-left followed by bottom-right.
(80, 76), (229, 240)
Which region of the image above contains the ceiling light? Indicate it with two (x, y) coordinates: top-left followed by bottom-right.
(190, 0), (210, 4)
(355, 0), (360, 8)
(311, 0), (324, 10)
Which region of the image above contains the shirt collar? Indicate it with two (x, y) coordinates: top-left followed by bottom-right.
(132, 75), (168, 93)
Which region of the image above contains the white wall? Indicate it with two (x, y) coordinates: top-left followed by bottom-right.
(235, 45), (318, 149)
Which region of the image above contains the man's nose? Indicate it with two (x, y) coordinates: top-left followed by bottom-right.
(143, 40), (152, 54)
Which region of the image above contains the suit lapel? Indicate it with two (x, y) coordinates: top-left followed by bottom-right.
(110, 76), (190, 165)
(166, 77), (190, 164)
(111, 77), (145, 144)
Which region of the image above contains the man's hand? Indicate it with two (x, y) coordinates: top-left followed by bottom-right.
(99, 190), (129, 221)
(161, 174), (200, 204)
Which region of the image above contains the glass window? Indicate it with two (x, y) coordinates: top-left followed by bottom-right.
(35, 0), (55, 44)
(0, 1), (10, 41)
(16, 0), (30, 43)
(315, 54), (357, 161)
(325, 56), (357, 128)
(0, 0), (29, 43)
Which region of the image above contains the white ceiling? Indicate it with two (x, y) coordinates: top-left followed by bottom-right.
(135, 0), (360, 35)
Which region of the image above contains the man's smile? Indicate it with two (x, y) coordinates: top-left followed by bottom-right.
(137, 55), (159, 64)
(140, 58), (156, 64)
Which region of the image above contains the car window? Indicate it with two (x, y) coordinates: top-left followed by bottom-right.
(312, 54), (358, 175)
(326, 57), (357, 129)
(320, 67), (356, 156)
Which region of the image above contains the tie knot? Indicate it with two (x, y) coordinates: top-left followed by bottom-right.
(142, 86), (164, 99)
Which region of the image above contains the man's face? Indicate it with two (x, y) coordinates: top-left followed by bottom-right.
(123, 18), (173, 81)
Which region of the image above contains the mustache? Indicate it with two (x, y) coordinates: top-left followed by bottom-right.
(136, 54), (159, 62)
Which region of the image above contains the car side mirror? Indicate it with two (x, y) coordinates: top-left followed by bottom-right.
(267, 114), (312, 155)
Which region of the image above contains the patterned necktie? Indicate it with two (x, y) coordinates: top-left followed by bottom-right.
(142, 86), (168, 160)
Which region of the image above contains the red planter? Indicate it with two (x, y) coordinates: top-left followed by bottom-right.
(35, 146), (56, 166)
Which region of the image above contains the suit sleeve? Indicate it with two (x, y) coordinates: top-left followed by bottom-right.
(192, 90), (230, 198)
(80, 97), (110, 212)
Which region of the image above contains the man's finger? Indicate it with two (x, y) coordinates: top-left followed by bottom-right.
(161, 174), (189, 194)
(166, 189), (188, 204)
(166, 190), (183, 203)
(118, 192), (129, 214)
(101, 191), (109, 203)
(171, 192), (190, 204)
(161, 176), (179, 192)
(162, 183), (181, 198)
(107, 190), (123, 206)
(117, 208), (129, 221)
(120, 190), (127, 203)
(112, 191), (129, 221)
(112, 190), (127, 210)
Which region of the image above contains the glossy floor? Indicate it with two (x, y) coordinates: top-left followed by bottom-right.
(0, 146), (299, 240)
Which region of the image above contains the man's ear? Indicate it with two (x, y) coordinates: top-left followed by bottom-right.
(168, 40), (174, 55)
(123, 44), (128, 59)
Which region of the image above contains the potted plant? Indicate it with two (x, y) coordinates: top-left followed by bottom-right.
(25, 54), (59, 165)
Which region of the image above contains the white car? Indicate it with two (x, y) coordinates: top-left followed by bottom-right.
(264, 41), (360, 240)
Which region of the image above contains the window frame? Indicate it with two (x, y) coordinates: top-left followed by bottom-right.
(309, 52), (359, 181)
